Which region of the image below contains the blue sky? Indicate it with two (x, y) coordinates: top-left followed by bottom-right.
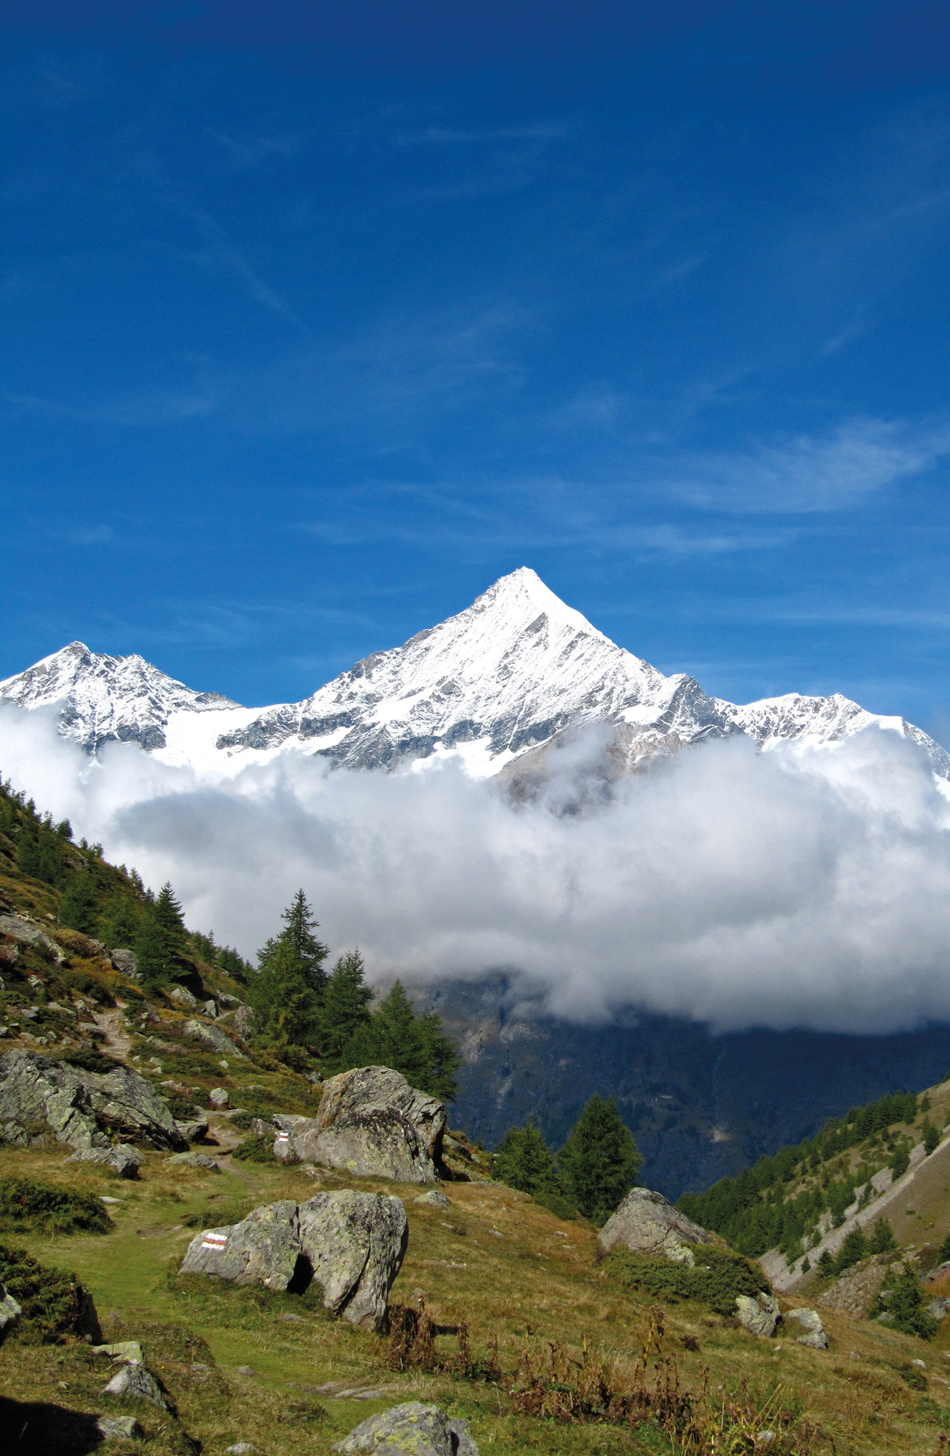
(4, 2), (950, 733)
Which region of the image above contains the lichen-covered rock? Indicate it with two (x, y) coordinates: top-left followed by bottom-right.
(109, 948), (139, 979)
(0, 1049), (186, 1152)
(183, 1019), (248, 1061)
(175, 1112), (209, 1143)
(298, 1191), (408, 1330)
(817, 1254), (893, 1320)
(414, 1190), (451, 1207)
(273, 1066), (445, 1183)
(333, 1401), (479, 1454)
(97, 1415), (144, 1440)
(0, 1279), (21, 1342)
(166, 1151), (219, 1170)
(785, 1307), (828, 1349)
(927, 1295), (950, 1321)
(0, 914), (64, 962)
(67, 1143), (144, 1177)
(598, 1187), (714, 1265)
(102, 1360), (168, 1409)
(220, 1003), (256, 1041)
(179, 1191), (408, 1330)
(735, 1293), (780, 1338)
(169, 986), (200, 1011)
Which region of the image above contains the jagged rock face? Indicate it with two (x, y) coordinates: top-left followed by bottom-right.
(179, 1191), (408, 1331)
(599, 1186), (714, 1264)
(4, 568), (946, 779)
(183, 1018), (247, 1062)
(272, 1066), (446, 1183)
(0, 640), (239, 753)
(333, 1402), (479, 1455)
(0, 1049), (186, 1152)
(735, 1292), (780, 1338)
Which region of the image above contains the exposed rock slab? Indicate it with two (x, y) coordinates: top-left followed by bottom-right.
(735, 1293), (779, 1338)
(0, 1049), (186, 1152)
(183, 1019), (247, 1061)
(599, 1187), (714, 1265)
(179, 1190), (408, 1330)
(67, 1143), (144, 1177)
(0, 914), (64, 962)
(334, 1402), (479, 1455)
(785, 1307), (828, 1349)
(816, 1255), (894, 1320)
(102, 1360), (168, 1409)
(0, 1279), (21, 1342)
(273, 1066), (445, 1183)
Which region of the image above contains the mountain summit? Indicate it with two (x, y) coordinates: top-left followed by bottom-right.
(2, 567), (947, 778)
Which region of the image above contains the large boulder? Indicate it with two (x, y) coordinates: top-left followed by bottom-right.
(0, 914), (64, 962)
(735, 1292), (780, 1338)
(598, 1187), (714, 1265)
(334, 1402), (479, 1455)
(785, 1307), (828, 1349)
(183, 1019), (248, 1061)
(0, 1280), (21, 1343)
(179, 1190), (408, 1331)
(272, 1066), (445, 1183)
(0, 1049), (186, 1152)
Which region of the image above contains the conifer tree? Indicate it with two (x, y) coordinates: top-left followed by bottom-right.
(278, 889), (329, 991)
(320, 950), (374, 1061)
(249, 937), (322, 1054)
(557, 1095), (642, 1226)
(870, 1216), (897, 1254)
(102, 895), (141, 949)
(59, 873), (100, 936)
(494, 1120), (555, 1195)
(134, 882), (188, 990)
(340, 979), (462, 1101)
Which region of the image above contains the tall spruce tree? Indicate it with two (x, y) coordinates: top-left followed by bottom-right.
(134, 882), (188, 990)
(320, 950), (374, 1062)
(557, 1095), (642, 1226)
(278, 890), (329, 992)
(59, 873), (100, 936)
(494, 1120), (555, 1195)
(341, 980), (462, 1101)
(249, 937), (322, 1054)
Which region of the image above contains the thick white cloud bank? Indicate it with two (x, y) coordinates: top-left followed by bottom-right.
(1, 704), (949, 1036)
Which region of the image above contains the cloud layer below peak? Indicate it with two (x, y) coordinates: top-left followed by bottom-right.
(1, 705), (949, 1037)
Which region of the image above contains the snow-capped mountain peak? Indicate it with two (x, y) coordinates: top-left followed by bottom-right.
(0, 641), (240, 753)
(1, 571), (947, 780)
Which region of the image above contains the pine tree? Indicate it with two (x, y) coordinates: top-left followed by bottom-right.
(102, 895), (141, 949)
(870, 1216), (897, 1254)
(923, 1118), (940, 1155)
(834, 1226), (868, 1274)
(320, 950), (374, 1062)
(248, 937), (322, 1053)
(494, 1121), (555, 1195)
(340, 979), (462, 1101)
(278, 889), (329, 992)
(59, 873), (100, 936)
(134, 882), (188, 990)
(557, 1096), (642, 1226)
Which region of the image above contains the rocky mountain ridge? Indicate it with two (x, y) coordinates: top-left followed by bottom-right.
(3, 568), (946, 779)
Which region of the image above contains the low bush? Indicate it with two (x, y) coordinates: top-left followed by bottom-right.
(533, 1187), (579, 1221)
(62, 1048), (122, 1076)
(605, 1245), (770, 1317)
(232, 1134), (274, 1164)
(0, 1176), (112, 1236)
(0, 1242), (98, 1343)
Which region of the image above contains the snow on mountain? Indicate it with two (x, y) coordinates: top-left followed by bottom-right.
(2, 568), (947, 780)
(0, 641), (242, 753)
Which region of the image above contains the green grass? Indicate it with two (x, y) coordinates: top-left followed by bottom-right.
(0, 1175), (113, 1236)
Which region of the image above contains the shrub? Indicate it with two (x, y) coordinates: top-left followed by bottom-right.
(63, 1048), (122, 1076)
(889, 1144), (910, 1179)
(232, 1134), (274, 1163)
(0, 1242), (98, 1343)
(872, 1268), (939, 1340)
(0, 1176), (112, 1236)
(870, 1216), (897, 1254)
(834, 1226), (867, 1274)
(605, 1245), (770, 1317)
(533, 1188), (580, 1221)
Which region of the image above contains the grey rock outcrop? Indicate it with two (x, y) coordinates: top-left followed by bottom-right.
(0, 1049), (186, 1152)
(0, 1279), (22, 1342)
(415, 1190), (451, 1207)
(169, 986), (200, 1011)
(67, 1143), (144, 1177)
(175, 1111), (209, 1142)
(220, 1004), (256, 1041)
(334, 1402), (479, 1455)
(928, 1295), (950, 1320)
(785, 1307), (828, 1349)
(97, 1416), (145, 1440)
(0, 914), (63, 962)
(735, 1293), (780, 1338)
(166, 1151), (219, 1170)
(598, 1187), (714, 1265)
(184, 1019), (248, 1061)
(271, 1066), (446, 1183)
(179, 1190), (408, 1331)
(109, 948), (138, 979)
(102, 1360), (168, 1409)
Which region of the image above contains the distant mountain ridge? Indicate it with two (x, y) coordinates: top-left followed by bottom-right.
(2, 567), (947, 779)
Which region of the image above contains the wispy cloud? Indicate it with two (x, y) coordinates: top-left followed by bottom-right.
(664, 417), (950, 514)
